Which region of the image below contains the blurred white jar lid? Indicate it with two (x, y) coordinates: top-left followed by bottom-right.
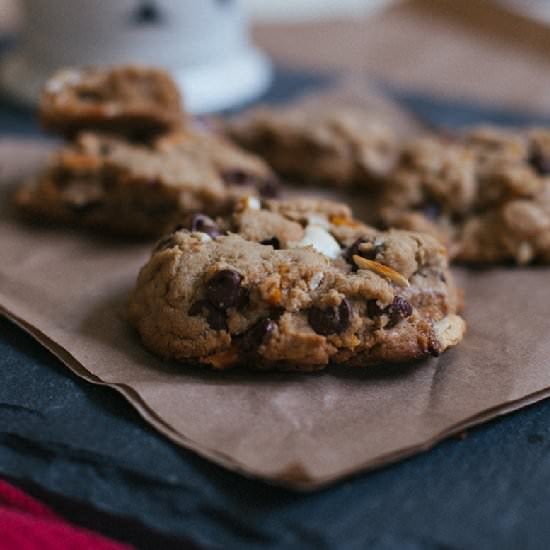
(0, 0), (272, 113)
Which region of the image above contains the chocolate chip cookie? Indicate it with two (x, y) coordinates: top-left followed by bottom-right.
(377, 126), (550, 264)
(15, 129), (277, 237)
(128, 197), (465, 371)
(40, 65), (185, 139)
(225, 105), (397, 188)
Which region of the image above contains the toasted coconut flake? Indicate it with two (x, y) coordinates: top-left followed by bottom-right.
(329, 214), (361, 227)
(265, 286), (282, 306)
(200, 348), (239, 369)
(352, 255), (409, 287)
(59, 151), (102, 171)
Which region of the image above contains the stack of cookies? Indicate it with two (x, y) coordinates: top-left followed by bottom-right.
(16, 66), (277, 237)
(15, 65), (480, 371)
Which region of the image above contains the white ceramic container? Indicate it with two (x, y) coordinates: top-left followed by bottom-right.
(0, 0), (272, 113)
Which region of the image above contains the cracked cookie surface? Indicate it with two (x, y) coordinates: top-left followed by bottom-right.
(128, 198), (465, 371)
(377, 126), (550, 264)
(226, 105), (397, 188)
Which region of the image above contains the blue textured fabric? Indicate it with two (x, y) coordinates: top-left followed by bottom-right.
(2, 63), (550, 549)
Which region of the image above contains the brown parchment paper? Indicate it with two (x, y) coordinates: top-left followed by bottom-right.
(2, 128), (550, 489)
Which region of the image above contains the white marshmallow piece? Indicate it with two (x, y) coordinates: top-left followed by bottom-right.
(294, 224), (341, 259)
(242, 195), (261, 210)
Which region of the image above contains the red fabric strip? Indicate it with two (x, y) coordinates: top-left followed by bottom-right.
(0, 480), (131, 550)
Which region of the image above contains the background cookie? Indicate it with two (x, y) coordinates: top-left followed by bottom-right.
(40, 65), (186, 139)
(377, 126), (550, 264)
(226, 105), (397, 189)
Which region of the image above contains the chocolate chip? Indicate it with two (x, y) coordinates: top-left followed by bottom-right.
(189, 300), (208, 315)
(189, 300), (227, 331)
(438, 272), (447, 283)
(366, 299), (383, 318)
(206, 269), (244, 310)
(241, 318), (276, 351)
(221, 169), (255, 186)
(343, 238), (364, 266)
(529, 147), (550, 175)
(191, 214), (221, 237)
(206, 311), (227, 331)
(270, 307), (285, 320)
(259, 178), (279, 198)
(308, 298), (352, 335)
(366, 296), (412, 326)
(385, 296), (413, 327)
(260, 236), (280, 249)
(343, 238), (382, 269)
(236, 287), (250, 310)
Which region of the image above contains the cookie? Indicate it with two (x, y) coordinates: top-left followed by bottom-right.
(128, 197), (465, 371)
(40, 65), (185, 139)
(377, 127), (550, 264)
(226, 105), (397, 188)
(15, 129), (277, 237)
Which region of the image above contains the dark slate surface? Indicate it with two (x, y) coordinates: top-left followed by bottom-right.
(3, 316), (550, 550)
(2, 60), (550, 549)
